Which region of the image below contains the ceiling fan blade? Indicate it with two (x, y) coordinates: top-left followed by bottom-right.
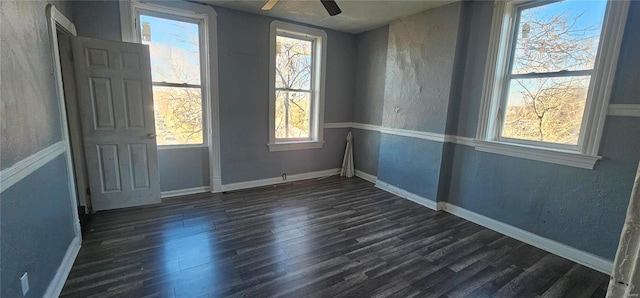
(262, 0), (279, 11)
(320, 0), (342, 16)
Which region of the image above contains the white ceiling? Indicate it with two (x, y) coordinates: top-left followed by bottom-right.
(203, 0), (458, 34)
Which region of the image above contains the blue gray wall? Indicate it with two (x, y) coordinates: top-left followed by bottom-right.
(350, 0), (639, 261)
(376, 2), (462, 202)
(351, 25), (388, 177)
(216, 7), (353, 184)
(72, 1), (354, 190)
(1, 1), (78, 297)
(445, 0), (640, 260)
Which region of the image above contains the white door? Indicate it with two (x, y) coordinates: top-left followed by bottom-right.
(72, 37), (160, 211)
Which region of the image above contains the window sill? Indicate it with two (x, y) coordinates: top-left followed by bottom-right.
(474, 140), (601, 169)
(267, 140), (325, 152)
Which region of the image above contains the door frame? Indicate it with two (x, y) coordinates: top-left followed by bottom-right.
(46, 5), (82, 237)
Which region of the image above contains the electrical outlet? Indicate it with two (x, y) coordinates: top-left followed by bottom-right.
(20, 272), (29, 296)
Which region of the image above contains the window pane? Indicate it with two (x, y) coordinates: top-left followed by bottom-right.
(502, 76), (591, 145)
(153, 86), (203, 145)
(512, 0), (606, 74)
(275, 36), (312, 90)
(275, 91), (311, 139)
(140, 15), (201, 85)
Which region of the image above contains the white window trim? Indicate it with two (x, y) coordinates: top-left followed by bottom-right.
(268, 21), (327, 152)
(120, 0), (223, 192)
(475, 0), (630, 169)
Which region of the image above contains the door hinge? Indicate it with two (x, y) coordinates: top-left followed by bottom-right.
(86, 187), (91, 196)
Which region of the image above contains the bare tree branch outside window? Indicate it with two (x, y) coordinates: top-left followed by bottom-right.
(501, 0), (606, 145)
(275, 36), (312, 139)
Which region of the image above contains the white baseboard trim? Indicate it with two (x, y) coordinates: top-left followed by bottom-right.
(161, 186), (211, 199)
(440, 202), (613, 275)
(375, 180), (439, 211)
(221, 168), (341, 192)
(0, 141), (66, 193)
(43, 235), (81, 298)
(608, 104), (640, 117)
(355, 170), (377, 183)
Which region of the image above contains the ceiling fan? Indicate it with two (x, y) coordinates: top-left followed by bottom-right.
(261, 0), (342, 16)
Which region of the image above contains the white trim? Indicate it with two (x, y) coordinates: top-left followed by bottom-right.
(267, 141), (325, 152)
(326, 122), (601, 168)
(325, 122), (476, 147)
(355, 170), (377, 183)
(47, 5), (82, 237)
(323, 122), (352, 129)
(43, 236), (81, 298)
(221, 168), (340, 192)
(161, 186), (211, 198)
(440, 202), (613, 274)
(371, 179), (614, 274)
(375, 180), (439, 211)
(608, 104), (640, 117)
(379, 126), (446, 143)
(474, 0), (630, 165)
(268, 21), (327, 152)
(121, 0), (222, 193)
(474, 140), (601, 170)
(351, 122), (382, 132)
(582, 1), (630, 155)
(444, 135), (476, 147)
(119, 0), (135, 42)
(0, 142), (66, 193)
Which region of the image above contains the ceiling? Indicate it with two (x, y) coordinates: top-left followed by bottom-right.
(203, 0), (458, 34)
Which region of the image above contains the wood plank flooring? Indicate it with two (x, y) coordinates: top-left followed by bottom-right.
(60, 176), (610, 297)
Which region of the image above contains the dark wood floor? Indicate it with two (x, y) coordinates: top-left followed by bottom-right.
(61, 176), (609, 298)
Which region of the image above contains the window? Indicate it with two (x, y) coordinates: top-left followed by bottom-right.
(268, 21), (327, 152)
(122, 1), (213, 148)
(476, 0), (630, 169)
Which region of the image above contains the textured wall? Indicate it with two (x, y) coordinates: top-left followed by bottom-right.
(1, 156), (76, 298)
(381, 2), (461, 133)
(0, 0), (74, 169)
(351, 129), (380, 176)
(378, 134), (445, 200)
(73, 0), (122, 41)
(158, 148), (210, 192)
(446, 0), (640, 259)
(1, 2), (77, 296)
(376, 2), (462, 199)
(351, 25), (389, 177)
(353, 25), (388, 126)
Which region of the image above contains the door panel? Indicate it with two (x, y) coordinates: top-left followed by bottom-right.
(72, 37), (160, 211)
(89, 77), (116, 130)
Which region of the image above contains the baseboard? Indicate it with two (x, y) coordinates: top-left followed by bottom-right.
(440, 202), (613, 275)
(161, 186), (211, 199)
(375, 180), (439, 211)
(354, 170), (377, 183)
(43, 235), (81, 298)
(221, 168), (341, 192)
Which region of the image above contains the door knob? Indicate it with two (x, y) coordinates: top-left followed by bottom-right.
(147, 133), (156, 139)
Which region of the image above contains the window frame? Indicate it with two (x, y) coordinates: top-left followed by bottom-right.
(475, 0), (630, 169)
(268, 21), (327, 152)
(122, 1), (211, 150)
